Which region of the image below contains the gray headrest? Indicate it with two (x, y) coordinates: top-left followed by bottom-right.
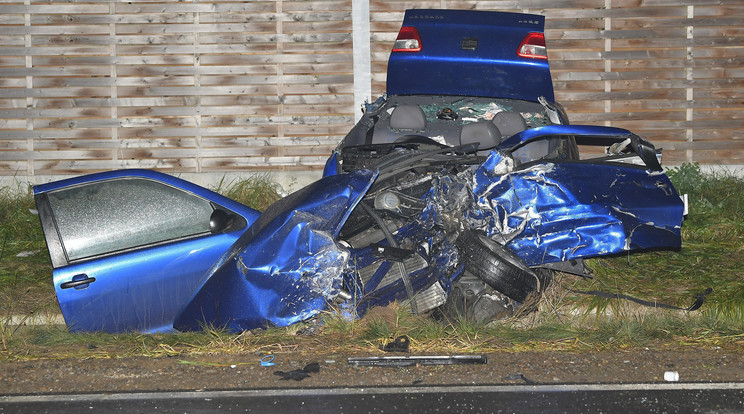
(492, 112), (528, 137)
(460, 121), (502, 149)
(389, 105), (426, 130)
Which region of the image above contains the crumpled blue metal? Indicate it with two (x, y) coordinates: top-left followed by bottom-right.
(174, 169), (377, 332)
(175, 142), (683, 332)
(467, 152), (683, 266)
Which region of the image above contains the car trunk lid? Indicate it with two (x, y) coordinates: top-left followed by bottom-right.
(386, 9), (555, 102)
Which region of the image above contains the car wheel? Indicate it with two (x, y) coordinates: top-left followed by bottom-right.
(456, 229), (548, 303)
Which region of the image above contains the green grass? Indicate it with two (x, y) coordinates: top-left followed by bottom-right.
(0, 185), (56, 322)
(1, 164), (744, 359)
(215, 173), (283, 212)
(0, 184), (50, 284)
(576, 163), (744, 322)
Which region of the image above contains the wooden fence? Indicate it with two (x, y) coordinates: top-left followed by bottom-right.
(1, 0), (742, 179)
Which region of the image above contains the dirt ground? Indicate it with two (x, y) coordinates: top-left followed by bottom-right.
(2, 347), (743, 395)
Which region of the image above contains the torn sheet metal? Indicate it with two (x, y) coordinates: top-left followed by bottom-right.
(35, 141), (685, 334)
(467, 151), (683, 266)
(498, 125), (664, 171)
(174, 169), (377, 332)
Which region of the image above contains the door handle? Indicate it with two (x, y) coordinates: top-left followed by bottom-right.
(60, 275), (96, 290)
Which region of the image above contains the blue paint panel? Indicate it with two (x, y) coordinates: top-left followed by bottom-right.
(497, 125), (633, 150)
(322, 152), (340, 177)
(53, 233), (242, 333)
(470, 152), (683, 266)
(386, 9), (554, 102)
(174, 170), (377, 332)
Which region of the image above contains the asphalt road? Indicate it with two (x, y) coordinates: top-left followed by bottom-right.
(2, 383), (744, 413)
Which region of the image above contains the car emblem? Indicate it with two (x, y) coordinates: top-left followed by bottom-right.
(461, 38), (478, 51)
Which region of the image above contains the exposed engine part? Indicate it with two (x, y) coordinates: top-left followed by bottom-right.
(441, 271), (515, 323)
(374, 191), (401, 211)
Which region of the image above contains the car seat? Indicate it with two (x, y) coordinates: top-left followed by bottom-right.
(389, 105), (427, 131)
(493, 111), (556, 164)
(460, 121), (502, 152)
(491, 111), (528, 137)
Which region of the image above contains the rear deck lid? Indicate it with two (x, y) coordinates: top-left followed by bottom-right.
(386, 9), (555, 102)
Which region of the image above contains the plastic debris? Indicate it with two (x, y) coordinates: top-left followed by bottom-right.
(664, 371), (680, 382)
(503, 373), (535, 384)
(15, 250), (39, 258)
(260, 355), (275, 367)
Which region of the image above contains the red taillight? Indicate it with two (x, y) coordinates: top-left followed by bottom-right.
(517, 32), (548, 60)
(392, 26), (422, 52)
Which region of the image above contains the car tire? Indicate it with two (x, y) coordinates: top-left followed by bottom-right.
(456, 229), (547, 303)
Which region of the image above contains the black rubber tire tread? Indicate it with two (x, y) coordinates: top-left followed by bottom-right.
(456, 229), (540, 303)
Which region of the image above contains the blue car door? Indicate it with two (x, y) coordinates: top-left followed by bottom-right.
(34, 170), (260, 333)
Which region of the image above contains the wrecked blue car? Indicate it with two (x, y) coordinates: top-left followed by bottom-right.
(34, 9), (685, 333)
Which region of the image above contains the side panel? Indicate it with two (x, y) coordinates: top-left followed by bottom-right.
(471, 153), (683, 266)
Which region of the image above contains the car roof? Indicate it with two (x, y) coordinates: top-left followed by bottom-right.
(386, 9), (555, 102)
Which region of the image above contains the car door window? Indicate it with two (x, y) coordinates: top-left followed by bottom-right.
(46, 178), (214, 261)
